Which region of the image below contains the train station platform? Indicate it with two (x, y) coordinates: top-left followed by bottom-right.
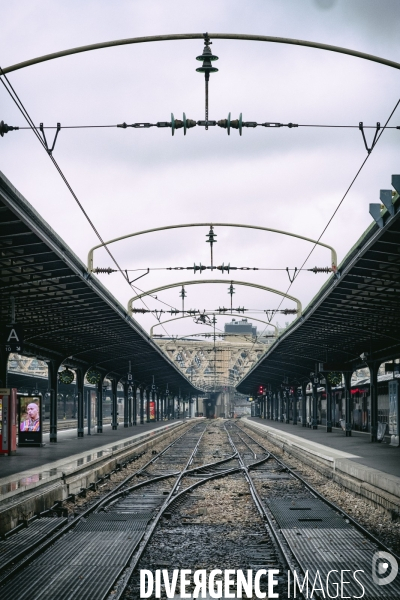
(244, 417), (400, 515)
(0, 419), (190, 532)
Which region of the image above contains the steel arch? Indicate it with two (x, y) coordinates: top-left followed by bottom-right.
(87, 222), (337, 272)
(3, 33), (400, 74)
(128, 279), (302, 315)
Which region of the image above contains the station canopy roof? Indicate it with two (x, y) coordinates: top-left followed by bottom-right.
(0, 172), (201, 395)
(237, 179), (400, 395)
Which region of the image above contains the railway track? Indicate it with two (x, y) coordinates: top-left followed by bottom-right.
(227, 421), (400, 599)
(1, 420), (399, 599)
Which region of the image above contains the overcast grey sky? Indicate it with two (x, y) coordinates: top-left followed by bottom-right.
(2, 0), (400, 340)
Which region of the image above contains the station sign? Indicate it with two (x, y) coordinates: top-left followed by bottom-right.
(3, 324), (24, 353)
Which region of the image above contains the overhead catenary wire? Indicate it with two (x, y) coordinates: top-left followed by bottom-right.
(6, 122), (400, 130)
(102, 266), (324, 271)
(0, 68), (179, 338)
(252, 96), (400, 349)
(2, 66), (398, 357)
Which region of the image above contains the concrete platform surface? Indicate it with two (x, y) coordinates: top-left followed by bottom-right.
(0, 420), (187, 501)
(248, 418), (400, 479)
(245, 418), (400, 513)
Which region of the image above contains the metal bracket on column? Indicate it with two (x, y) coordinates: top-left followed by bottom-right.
(359, 122), (380, 154)
(125, 267), (149, 285)
(369, 204), (384, 228)
(392, 174), (400, 195)
(380, 189), (395, 216)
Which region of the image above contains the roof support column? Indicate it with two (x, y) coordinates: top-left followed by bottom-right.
(279, 390), (284, 423)
(146, 387), (151, 423)
(0, 349), (9, 388)
(123, 382), (129, 428)
(292, 386), (298, 426)
(325, 378), (333, 432)
(301, 382), (307, 427)
(86, 388), (92, 436)
(76, 368), (85, 438)
(97, 376), (104, 433)
(159, 393), (163, 421)
(47, 359), (62, 443)
(111, 378), (118, 430)
(344, 371), (353, 437)
(368, 362), (379, 442)
(128, 385), (132, 426)
(132, 385), (137, 426)
(285, 390), (290, 424)
(312, 375), (319, 430)
(171, 394), (176, 420)
(139, 386), (145, 425)
(156, 391), (160, 422)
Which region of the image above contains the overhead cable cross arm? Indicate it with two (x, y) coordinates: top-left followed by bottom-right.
(127, 279), (302, 317)
(87, 222), (338, 274)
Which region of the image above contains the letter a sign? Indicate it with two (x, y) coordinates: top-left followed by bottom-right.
(4, 324), (24, 352)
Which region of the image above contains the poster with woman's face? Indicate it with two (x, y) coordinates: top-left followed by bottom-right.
(19, 396), (41, 432)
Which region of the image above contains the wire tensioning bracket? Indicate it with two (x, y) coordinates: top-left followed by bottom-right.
(359, 121), (380, 154)
(286, 267), (298, 283)
(39, 122), (61, 154)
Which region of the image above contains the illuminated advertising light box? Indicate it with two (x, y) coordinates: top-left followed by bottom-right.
(18, 394), (44, 447)
(149, 400), (156, 420)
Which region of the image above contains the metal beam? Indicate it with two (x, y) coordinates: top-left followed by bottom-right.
(128, 280), (302, 316)
(3, 33), (400, 75)
(87, 222), (337, 272)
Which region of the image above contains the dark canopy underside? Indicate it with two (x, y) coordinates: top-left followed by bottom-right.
(0, 172), (200, 395)
(238, 181), (400, 394)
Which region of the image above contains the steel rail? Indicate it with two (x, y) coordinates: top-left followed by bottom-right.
(98, 452), (239, 509)
(87, 222), (337, 273)
(0, 421), (197, 584)
(237, 420), (400, 562)
(110, 423), (208, 600)
(3, 33), (400, 75)
(165, 465), (242, 510)
(223, 422), (307, 591)
(128, 279), (302, 315)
